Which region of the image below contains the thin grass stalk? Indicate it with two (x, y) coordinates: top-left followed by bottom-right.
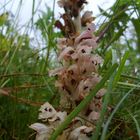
(100, 84), (139, 140)
(112, 51), (129, 88)
(128, 111), (140, 139)
(32, 0), (35, 25)
(91, 72), (116, 140)
(93, 50), (129, 139)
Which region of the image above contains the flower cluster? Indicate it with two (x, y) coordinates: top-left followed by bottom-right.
(30, 102), (67, 140)
(30, 0), (106, 139)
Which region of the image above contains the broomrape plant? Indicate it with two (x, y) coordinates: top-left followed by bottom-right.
(30, 0), (109, 139)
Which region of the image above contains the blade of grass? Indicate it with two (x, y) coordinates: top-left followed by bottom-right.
(49, 63), (118, 140)
(32, 0), (35, 25)
(121, 74), (140, 81)
(118, 81), (140, 89)
(92, 51), (129, 140)
(128, 111), (140, 139)
(105, 123), (122, 140)
(0, 0), (11, 11)
(100, 84), (139, 140)
(112, 51), (129, 88)
(91, 72), (116, 140)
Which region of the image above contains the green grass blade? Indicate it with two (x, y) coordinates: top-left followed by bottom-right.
(32, 0), (35, 24)
(49, 63), (118, 140)
(100, 85), (138, 140)
(128, 111), (140, 139)
(112, 51), (129, 88)
(92, 51), (129, 140)
(91, 72), (116, 140)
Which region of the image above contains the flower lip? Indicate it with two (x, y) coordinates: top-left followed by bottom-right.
(80, 36), (92, 42)
(75, 30), (93, 45)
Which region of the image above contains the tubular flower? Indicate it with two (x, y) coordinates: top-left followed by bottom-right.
(30, 0), (109, 139)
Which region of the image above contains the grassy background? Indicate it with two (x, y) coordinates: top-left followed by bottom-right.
(0, 0), (140, 139)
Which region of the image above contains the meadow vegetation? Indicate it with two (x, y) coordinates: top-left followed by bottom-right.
(0, 0), (140, 139)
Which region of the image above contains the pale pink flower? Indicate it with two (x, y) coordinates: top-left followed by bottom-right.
(88, 111), (100, 121)
(58, 46), (75, 61)
(75, 23), (96, 45)
(57, 38), (67, 50)
(91, 55), (103, 65)
(48, 111), (67, 127)
(57, 0), (65, 8)
(76, 55), (99, 75)
(69, 126), (93, 140)
(74, 75), (100, 100)
(30, 1), (108, 139)
(29, 123), (52, 140)
(76, 45), (93, 55)
(49, 67), (66, 77)
(81, 11), (94, 26)
(38, 102), (57, 122)
(79, 38), (97, 50)
(95, 88), (106, 99)
(90, 98), (102, 111)
(67, 64), (80, 80)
